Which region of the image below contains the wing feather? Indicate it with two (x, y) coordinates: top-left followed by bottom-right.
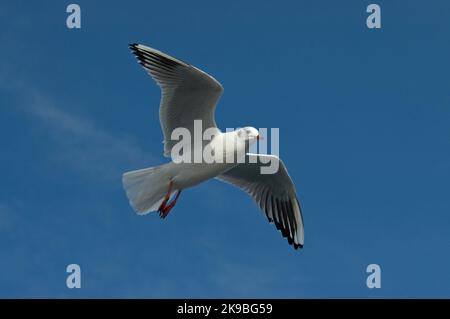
(216, 153), (304, 249)
(129, 43), (223, 157)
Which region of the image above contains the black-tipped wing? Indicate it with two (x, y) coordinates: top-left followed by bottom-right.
(216, 154), (304, 249)
(129, 43), (223, 157)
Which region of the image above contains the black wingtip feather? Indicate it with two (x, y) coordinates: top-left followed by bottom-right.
(267, 197), (303, 250)
(129, 45), (181, 73)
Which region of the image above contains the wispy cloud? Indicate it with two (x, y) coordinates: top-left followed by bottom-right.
(3, 82), (156, 182)
(28, 92), (155, 180)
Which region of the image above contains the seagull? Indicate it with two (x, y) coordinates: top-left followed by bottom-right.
(123, 44), (304, 249)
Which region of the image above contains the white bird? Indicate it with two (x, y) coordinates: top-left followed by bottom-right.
(123, 44), (304, 249)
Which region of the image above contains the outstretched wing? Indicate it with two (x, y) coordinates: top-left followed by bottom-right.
(216, 154), (304, 249)
(129, 43), (223, 157)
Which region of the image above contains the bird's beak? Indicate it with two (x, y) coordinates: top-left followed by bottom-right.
(257, 134), (263, 140)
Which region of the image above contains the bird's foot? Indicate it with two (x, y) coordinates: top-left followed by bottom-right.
(159, 190), (182, 219)
(158, 181), (182, 219)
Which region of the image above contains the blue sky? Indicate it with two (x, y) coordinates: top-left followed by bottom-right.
(0, 0), (449, 298)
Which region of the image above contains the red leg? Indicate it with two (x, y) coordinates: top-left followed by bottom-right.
(160, 190), (182, 219)
(158, 181), (173, 216)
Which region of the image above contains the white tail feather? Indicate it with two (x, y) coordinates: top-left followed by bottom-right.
(122, 164), (173, 215)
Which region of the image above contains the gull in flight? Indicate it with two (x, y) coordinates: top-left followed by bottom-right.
(123, 44), (304, 249)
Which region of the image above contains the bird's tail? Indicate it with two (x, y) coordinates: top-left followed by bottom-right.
(122, 164), (174, 215)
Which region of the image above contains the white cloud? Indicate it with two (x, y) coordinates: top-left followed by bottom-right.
(3, 82), (156, 182)
(36, 94), (153, 177)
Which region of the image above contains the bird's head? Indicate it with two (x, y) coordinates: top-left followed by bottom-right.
(237, 127), (261, 144)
